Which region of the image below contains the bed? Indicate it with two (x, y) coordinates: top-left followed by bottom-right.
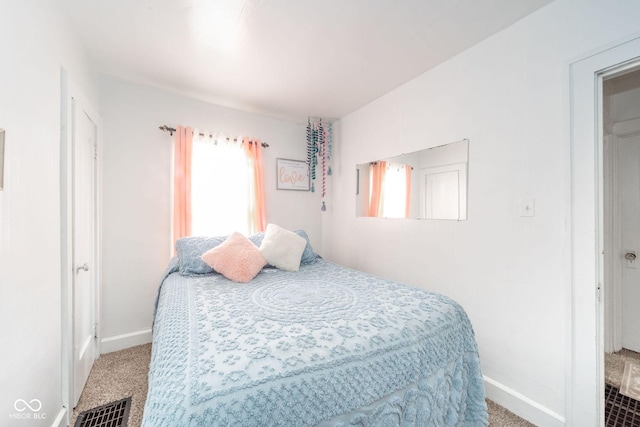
(142, 230), (488, 426)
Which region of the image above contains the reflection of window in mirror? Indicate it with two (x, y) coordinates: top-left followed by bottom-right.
(356, 139), (468, 220)
(367, 161), (412, 218)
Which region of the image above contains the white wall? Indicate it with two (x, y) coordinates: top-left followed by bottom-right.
(99, 77), (322, 352)
(323, 0), (640, 425)
(0, 1), (98, 426)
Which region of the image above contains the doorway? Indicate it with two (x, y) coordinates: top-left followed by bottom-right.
(602, 70), (640, 415)
(570, 35), (640, 426)
(604, 69), (640, 357)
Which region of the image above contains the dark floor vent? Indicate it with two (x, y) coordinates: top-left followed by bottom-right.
(74, 397), (131, 427)
(606, 384), (640, 427)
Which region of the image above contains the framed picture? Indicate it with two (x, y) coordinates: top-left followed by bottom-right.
(0, 129), (4, 190)
(276, 158), (309, 191)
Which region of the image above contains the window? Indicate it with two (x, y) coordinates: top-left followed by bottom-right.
(191, 135), (254, 236)
(173, 126), (265, 244)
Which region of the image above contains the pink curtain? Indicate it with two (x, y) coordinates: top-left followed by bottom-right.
(243, 138), (267, 232)
(173, 126), (193, 247)
(368, 161), (386, 217)
(405, 165), (412, 218)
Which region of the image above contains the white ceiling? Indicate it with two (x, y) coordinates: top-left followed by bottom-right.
(59, 0), (553, 121)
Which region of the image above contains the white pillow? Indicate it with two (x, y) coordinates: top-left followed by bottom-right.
(259, 223), (307, 272)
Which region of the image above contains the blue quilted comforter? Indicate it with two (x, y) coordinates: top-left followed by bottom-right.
(142, 258), (488, 426)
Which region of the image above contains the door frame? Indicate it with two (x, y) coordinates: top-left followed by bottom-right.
(570, 36), (640, 426)
(60, 68), (103, 423)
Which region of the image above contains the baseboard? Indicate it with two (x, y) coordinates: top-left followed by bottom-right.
(100, 328), (152, 354)
(484, 375), (566, 427)
(51, 408), (67, 427)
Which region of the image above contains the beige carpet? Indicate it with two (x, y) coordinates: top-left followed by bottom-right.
(73, 343), (532, 427)
(71, 344), (151, 427)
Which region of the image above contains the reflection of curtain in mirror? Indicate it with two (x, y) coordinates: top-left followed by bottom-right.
(405, 165), (412, 218)
(369, 162), (412, 218)
(368, 161), (386, 216)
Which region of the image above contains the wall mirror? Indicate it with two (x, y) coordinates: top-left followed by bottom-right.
(356, 139), (468, 220)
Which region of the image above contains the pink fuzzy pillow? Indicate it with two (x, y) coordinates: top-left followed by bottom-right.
(201, 232), (267, 283)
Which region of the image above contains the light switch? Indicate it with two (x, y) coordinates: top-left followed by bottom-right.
(519, 198), (535, 217)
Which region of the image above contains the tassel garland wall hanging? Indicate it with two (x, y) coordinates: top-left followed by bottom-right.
(306, 118), (333, 211)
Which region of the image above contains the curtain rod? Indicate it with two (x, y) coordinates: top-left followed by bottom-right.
(369, 161), (413, 170)
(159, 125), (269, 148)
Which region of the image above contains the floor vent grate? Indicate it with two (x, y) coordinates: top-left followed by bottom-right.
(74, 397), (131, 427)
(607, 384), (640, 427)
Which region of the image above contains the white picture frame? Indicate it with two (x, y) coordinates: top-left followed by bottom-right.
(276, 158), (310, 191)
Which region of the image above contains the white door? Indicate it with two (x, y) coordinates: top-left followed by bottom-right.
(419, 163), (467, 220)
(619, 131), (640, 353)
(424, 170), (459, 219)
(72, 98), (97, 406)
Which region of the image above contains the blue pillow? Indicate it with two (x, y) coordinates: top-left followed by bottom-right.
(294, 230), (317, 265)
(175, 235), (228, 275)
(176, 229), (317, 276)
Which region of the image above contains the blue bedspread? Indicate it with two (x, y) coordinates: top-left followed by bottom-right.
(142, 258), (488, 426)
